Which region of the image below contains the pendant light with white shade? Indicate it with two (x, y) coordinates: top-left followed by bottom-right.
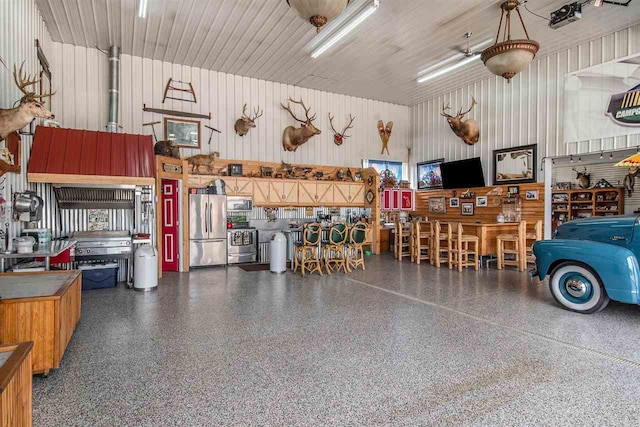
(481, 0), (539, 83)
(287, 0), (351, 32)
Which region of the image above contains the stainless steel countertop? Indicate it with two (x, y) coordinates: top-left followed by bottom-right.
(0, 271), (75, 299)
(0, 240), (77, 259)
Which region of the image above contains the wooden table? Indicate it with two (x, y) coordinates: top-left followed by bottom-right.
(442, 222), (519, 257)
(0, 271), (81, 375)
(0, 342), (33, 427)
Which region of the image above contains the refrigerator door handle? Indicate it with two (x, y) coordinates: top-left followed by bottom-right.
(208, 202), (212, 234)
(204, 202), (208, 234)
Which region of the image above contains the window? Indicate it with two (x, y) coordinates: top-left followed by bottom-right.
(364, 160), (404, 181)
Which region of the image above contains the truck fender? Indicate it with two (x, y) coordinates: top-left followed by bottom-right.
(533, 239), (640, 305)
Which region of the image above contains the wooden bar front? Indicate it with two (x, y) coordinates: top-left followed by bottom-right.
(0, 271), (82, 375)
(446, 223), (519, 257)
(0, 342), (33, 427)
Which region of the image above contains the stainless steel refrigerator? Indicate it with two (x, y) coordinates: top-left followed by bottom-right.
(189, 194), (227, 267)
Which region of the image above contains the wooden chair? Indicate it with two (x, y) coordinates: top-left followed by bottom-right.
(395, 221), (411, 261)
(346, 222), (367, 272)
(431, 221), (450, 268)
(293, 223), (323, 277)
(448, 222), (479, 272)
(526, 220), (543, 267)
(412, 221), (431, 264)
(496, 221), (527, 272)
(323, 222), (349, 275)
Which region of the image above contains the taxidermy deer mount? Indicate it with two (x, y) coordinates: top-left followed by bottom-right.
(328, 113), (355, 146)
(281, 98), (321, 152)
(573, 167), (591, 189)
(0, 62), (56, 142)
(234, 103), (263, 137)
(378, 120), (393, 155)
(441, 97), (479, 146)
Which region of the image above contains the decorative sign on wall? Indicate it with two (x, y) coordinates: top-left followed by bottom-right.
(88, 209), (109, 231)
(565, 52), (640, 143)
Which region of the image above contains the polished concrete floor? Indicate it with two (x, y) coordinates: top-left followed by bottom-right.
(33, 255), (640, 426)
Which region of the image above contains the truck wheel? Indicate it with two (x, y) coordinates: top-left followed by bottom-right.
(549, 262), (609, 314)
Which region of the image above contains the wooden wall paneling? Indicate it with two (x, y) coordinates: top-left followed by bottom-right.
(414, 183), (545, 232)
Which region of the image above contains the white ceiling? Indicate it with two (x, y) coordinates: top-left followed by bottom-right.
(35, 0), (640, 105)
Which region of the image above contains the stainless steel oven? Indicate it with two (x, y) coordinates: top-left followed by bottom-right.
(226, 196), (253, 212)
(227, 228), (257, 264)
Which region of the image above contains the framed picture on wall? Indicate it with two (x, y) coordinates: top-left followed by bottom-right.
(525, 190), (539, 200)
(449, 197), (460, 208)
(417, 158), (444, 191)
(493, 144), (537, 185)
(461, 203), (474, 216)
(165, 118), (201, 148)
(476, 196), (488, 207)
(429, 196), (446, 214)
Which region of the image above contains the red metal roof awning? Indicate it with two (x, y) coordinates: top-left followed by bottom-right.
(28, 127), (156, 185)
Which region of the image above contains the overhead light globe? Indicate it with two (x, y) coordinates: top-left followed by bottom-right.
(287, 0), (351, 32)
(481, 1), (539, 82)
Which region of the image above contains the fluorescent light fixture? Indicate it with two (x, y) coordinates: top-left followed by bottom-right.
(417, 54), (481, 83)
(417, 38), (493, 77)
(311, 0), (379, 58)
(138, 0), (149, 18)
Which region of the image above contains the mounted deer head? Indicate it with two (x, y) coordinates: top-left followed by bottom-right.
(328, 113), (355, 146)
(0, 62), (56, 141)
(281, 97), (321, 152)
(378, 120), (393, 155)
(234, 103), (263, 137)
(573, 167), (591, 189)
(441, 97), (479, 146)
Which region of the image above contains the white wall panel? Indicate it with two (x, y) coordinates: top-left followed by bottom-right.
(411, 24), (640, 186)
(0, 0), (51, 245)
(49, 42), (411, 168)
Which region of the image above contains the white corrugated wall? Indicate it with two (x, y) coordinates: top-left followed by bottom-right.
(47, 42), (411, 167)
(410, 23), (640, 186)
(0, 0), (51, 244)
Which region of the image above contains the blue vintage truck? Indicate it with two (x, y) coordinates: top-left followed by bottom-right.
(532, 215), (640, 313)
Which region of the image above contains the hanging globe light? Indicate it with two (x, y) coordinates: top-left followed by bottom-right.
(481, 0), (539, 83)
(287, 0), (351, 32)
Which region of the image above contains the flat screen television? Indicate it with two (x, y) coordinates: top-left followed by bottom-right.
(417, 159), (444, 190)
(441, 157), (486, 189)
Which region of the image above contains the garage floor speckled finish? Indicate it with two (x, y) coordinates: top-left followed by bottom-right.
(33, 255), (640, 426)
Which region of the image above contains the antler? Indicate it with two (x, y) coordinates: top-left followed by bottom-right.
(328, 113), (339, 135)
(251, 106), (263, 121)
(458, 96), (477, 117)
(13, 61), (55, 103)
(342, 114), (356, 138)
(441, 102), (453, 118)
(241, 103), (249, 119)
(282, 97), (316, 123)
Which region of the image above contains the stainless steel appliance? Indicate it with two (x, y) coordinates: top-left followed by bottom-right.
(71, 231), (133, 260)
(227, 228), (257, 264)
(190, 193), (227, 267)
(226, 196), (253, 212)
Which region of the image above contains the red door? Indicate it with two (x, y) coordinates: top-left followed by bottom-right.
(162, 179), (179, 271)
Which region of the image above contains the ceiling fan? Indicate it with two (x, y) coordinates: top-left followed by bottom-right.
(417, 33), (494, 84)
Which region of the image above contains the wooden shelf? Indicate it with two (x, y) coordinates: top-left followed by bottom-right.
(0, 158), (20, 176)
(552, 187), (624, 233)
(0, 132), (21, 177)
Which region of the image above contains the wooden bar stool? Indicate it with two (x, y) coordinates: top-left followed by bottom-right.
(431, 221), (450, 268)
(526, 220), (543, 267)
(496, 221), (527, 272)
(346, 222), (367, 272)
(293, 223), (323, 277)
(448, 222), (479, 272)
(395, 221), (412, 261)
(412, 221), (431, 264)
(323, 222), (349, 275)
